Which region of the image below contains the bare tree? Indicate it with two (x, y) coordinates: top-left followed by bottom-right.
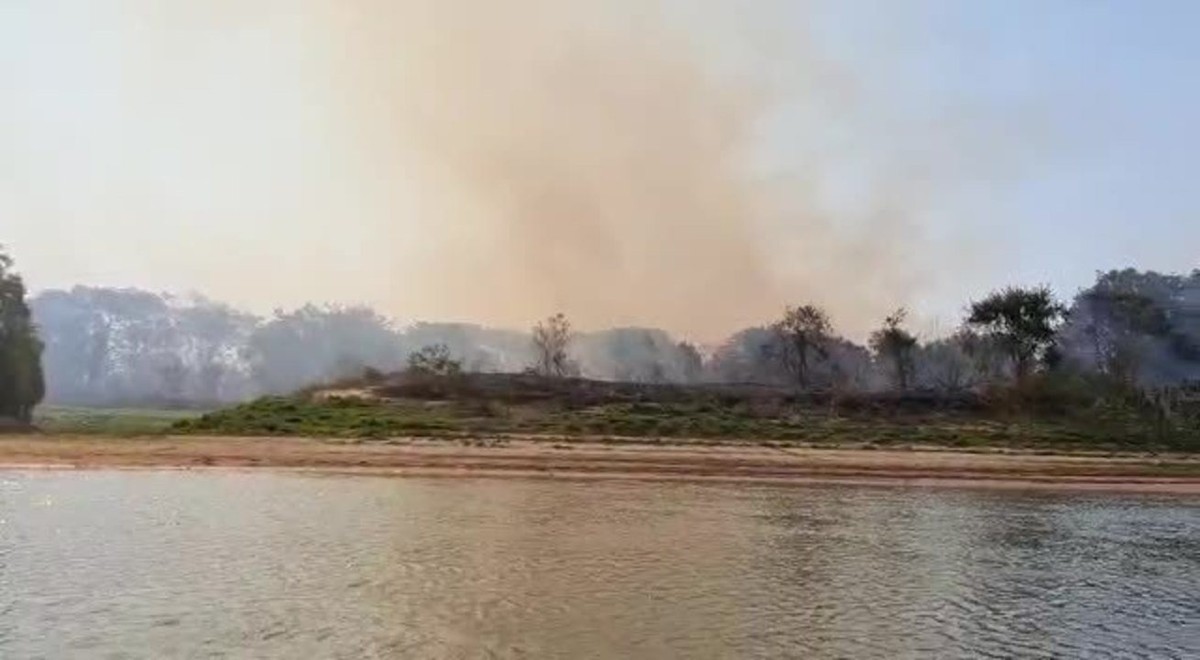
(772, 304), (832, 390)
(869, 308), (918, 390)
(531, 313), (574, 377)
(677, 341), (704, 383)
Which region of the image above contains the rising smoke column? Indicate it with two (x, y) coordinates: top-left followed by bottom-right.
(320, 0), (949, 340)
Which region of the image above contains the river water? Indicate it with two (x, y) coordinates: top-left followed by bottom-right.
(1, 471), (1197, 658)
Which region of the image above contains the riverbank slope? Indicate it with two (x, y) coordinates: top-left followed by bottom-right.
(3, 434), (1198, 493)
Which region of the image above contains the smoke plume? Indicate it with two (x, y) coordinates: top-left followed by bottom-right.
(7, 0), (1016, 341)
(309, 0), (1001, 340)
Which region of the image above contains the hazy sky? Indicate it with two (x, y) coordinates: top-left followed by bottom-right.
(2, 0), (1198, 340)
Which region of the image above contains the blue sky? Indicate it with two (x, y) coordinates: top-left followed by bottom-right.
(1, 0), (1197, 338)
(789, 0), (1199, 300)
(927, 0), (1199, 276)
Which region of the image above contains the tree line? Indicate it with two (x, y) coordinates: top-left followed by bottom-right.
(522, 273), (1200, 398)
(5, 237), (1199, 412)
(516, 287), (1065, 392)
(27, 286), (702, 406)
(748, 286), (1066, 392)
(707, 273), (1200, 395)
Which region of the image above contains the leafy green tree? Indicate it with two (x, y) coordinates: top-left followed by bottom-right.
(966, 286), (1067, 384)
(0, 248), (45, 422)
(772, 304), (832, 390)
(869, 308), (918, 390)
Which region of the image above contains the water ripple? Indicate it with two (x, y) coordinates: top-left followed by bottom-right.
(0, 471), (1196, 658)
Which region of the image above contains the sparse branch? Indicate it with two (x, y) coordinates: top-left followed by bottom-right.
(869, 308), (918, 390)
(772, 304), (832, 390)
(531, 313), (574, 378)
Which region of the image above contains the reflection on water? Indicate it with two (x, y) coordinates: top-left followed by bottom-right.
(1, 471), (1197, 658)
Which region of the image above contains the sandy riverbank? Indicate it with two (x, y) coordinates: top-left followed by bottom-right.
(1, 435), (1198, 493)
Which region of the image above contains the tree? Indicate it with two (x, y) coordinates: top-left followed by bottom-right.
(1058, 273), (1180, 386)
(953, 327), (1010, 384)
(916, 335), (973, 392)
(705, 327), (781, 384)
(574, 328), (696, 383)
(248, 304), (404, 393)
(677, 341), (704, 383)
(1079, 290), (1166, 384)
(869, 308), (918, 390)
(0, 248), (45, 422)
(30, 287), (258, 405)
(966, 286), (1067, 384)
(822, 337), (873, 391)
(403, 322), (530, 373)
(772, 304), (832, 389)
(156, 356), (188, 402)
(531, 313), (574, 377)
(406, 344), (463, 377)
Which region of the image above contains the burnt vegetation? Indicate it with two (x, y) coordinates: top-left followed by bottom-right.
(173, 270), (1200, 451)
(9, 249), (1199, 449)
(173, 367), (1200, 450)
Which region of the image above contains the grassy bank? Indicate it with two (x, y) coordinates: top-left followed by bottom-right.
(170, 374), (1200, 451)
(34, 405), (203, 435)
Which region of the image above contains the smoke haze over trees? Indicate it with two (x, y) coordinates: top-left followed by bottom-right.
(1058, 270), (1200, 385)
(5, 0), (1095, 343)
(23, 267), (1200, 408)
